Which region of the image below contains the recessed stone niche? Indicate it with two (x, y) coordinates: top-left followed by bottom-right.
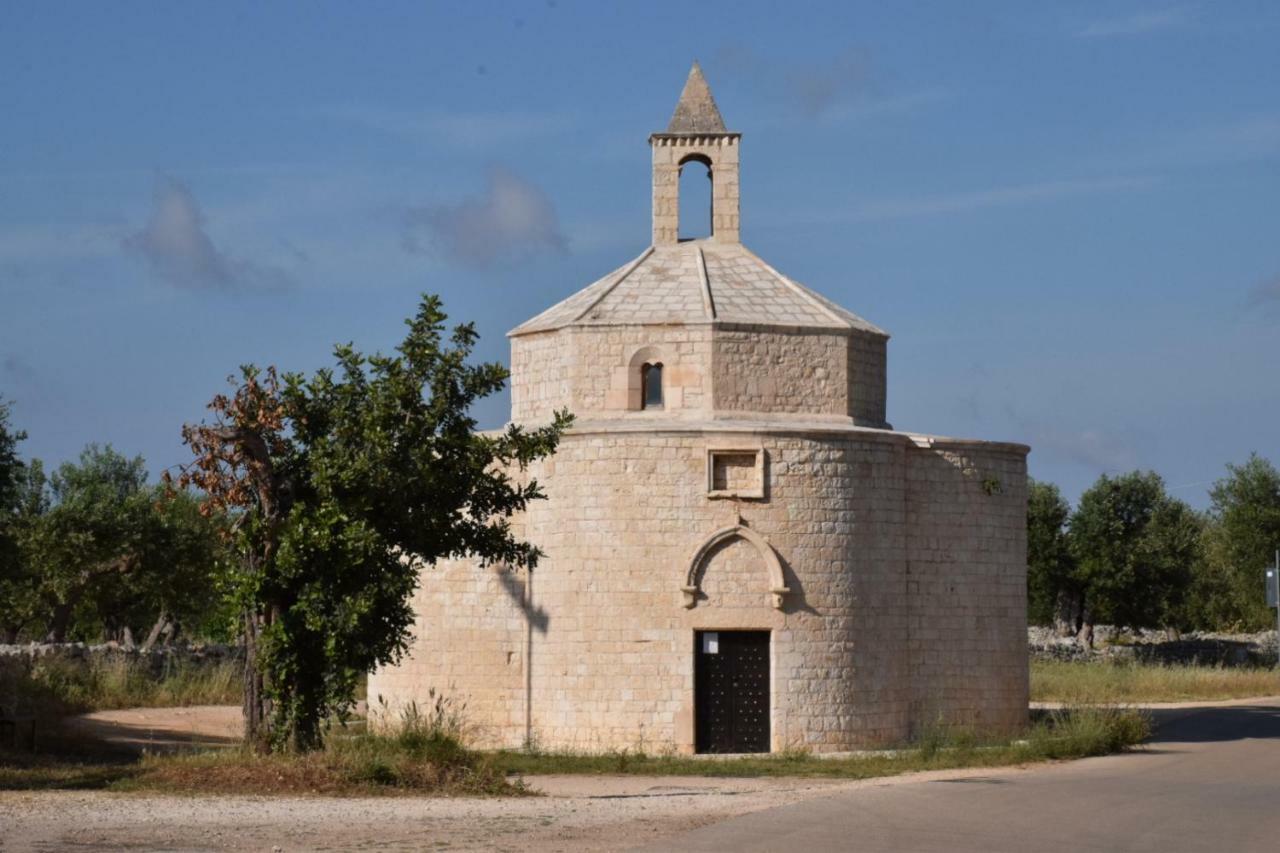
(706, 448), (765, 499)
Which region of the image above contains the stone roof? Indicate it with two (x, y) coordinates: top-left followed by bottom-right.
(666, 62), (728, 134)
(509, 240), (888, 336)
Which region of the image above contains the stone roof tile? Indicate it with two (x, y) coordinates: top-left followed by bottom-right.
(509, 240), (887, 337)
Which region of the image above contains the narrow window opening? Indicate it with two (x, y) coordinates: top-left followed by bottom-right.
(678, 156), (713, 241)
(642, 362), (664, 409)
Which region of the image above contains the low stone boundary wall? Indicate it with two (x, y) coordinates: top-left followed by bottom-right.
(0, 643), (244, 678)
(1029, 627), (1279, 667)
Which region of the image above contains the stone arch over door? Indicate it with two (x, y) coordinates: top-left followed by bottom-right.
(683, 525), (790, 610)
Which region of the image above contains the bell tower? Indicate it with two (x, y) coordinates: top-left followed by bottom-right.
(649, 63), (741, 245)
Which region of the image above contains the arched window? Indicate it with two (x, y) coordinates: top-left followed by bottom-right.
(678, 154), (712, 240)
(641, 362), (664, 409)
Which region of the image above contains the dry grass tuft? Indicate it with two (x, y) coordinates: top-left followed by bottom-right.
(1, 656), (242, 717)
(495, 705), (1151, 779)
(1031, 659), (1280, 704)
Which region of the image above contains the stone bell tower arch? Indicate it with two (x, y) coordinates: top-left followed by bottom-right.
(650, 62), (741, 245)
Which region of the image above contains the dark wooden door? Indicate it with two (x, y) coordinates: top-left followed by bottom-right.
(695, 630), (770, 753)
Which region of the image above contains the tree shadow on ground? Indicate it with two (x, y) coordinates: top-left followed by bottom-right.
(1146, 703), (1280, 745)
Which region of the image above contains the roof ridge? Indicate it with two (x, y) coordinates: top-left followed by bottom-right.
(571, 246), (655, 323)
(696, 246), (716, 319)
(738, 246), (849, 327)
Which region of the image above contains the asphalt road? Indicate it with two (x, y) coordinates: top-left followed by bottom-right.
(636, 698), (1280, 853)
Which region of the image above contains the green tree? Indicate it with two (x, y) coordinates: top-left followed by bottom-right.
(173, 295), (571, 752)
(0, 397), (35, 642)
(1068, 471), (1201, 643)
(0, 459), (49, 642)
(1195, 454), (1280, 630)
(1026, 479), (1078, 631)
(18, 445), (226, 643)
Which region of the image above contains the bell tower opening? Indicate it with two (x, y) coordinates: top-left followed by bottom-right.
(650, 62), (741, 246)
(678, 154), (713, 240)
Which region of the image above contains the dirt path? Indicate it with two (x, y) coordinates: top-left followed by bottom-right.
(0, 705), (1002, 851)
(62, 704), (243, 754)
(15, 702), (1262, 851)
(0, 768), (1043, 852)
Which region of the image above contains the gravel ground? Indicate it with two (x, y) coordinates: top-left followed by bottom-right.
(0, 775), (868, 852)
(0, 706), (870, 851)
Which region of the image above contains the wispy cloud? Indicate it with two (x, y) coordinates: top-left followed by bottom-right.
(1246, 276), (1280, 310)
(2, 353), (36, 383)
(1149, 115), (1280, 166)
(1077, 6), (1192, 38)
(401, 167), (567, 269)
(123, 177), (291, 290)
(0, 223), (119, 264)
(850, 175), (1157, 222)
(1027, 423), (1141, 471)
(715, 45), (875, 120)
(312, 105), (575, 148)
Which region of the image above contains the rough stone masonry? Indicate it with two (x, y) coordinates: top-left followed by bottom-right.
(369, 63), (1030, 754)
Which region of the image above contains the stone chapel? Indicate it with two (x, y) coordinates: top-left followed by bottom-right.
(369, 64), (1030, 754)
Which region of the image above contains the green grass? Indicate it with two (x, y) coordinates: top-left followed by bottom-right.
(492, 706), (1151, 779)
(1031, 659), (1280, 704)
(1, 697), (518, 797)
(1, 705), (1149, 795)
(0, 655), (242, 717)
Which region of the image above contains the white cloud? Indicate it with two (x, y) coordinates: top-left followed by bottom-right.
(1077, 7), (1192, 38)
(123, 177), (291, 290)
(401, 167), (567, 269)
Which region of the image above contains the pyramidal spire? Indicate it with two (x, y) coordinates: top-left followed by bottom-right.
(666, 61), (727, 133)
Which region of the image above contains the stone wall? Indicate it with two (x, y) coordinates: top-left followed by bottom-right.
(0, 642), (243, 682)
(512, 323), (892, 428)
(370, 425), (1028, 753)
(711, 327), (849, 419)
(509, 331), (571, 424)
(848, 331), (888, 427)
(905, 439), (1029, 735)
(511, 325), (716, 423)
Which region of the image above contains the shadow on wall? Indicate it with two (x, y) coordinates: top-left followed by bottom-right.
(497, 568), (550, 634)
(776, 553), (816, 616)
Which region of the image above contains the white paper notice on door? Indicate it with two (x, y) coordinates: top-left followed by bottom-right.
(702, 632), (719, 654)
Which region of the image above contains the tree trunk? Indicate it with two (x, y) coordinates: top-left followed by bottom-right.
(242, 607), (271, 751)
(141, 612), (169, 651)
(2, 626), (18, 644)
(1076, 604), (1095, 650)
(120, 625), (136, 648)
(45, 601), (76, 643)
(1053, 589), (1083, 637)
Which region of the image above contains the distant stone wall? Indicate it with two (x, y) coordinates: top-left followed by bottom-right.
(1028, 627), (1279, 667)
(0, 643), (242, 682)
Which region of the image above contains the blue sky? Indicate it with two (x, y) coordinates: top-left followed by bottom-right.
(2, 2), (1277, 509)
